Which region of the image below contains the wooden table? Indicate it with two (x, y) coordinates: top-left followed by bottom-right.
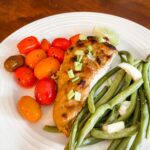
(0, 0), (150, 42)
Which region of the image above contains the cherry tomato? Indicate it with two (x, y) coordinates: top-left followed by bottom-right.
(15, 67), (36, 88)
(17, 36), (40, 54)
(35, 78), (57, 105)
(18, 96), (42, 122)
(34, 57), (60, 79)
(25, 49), (47, 68)
(41, 39), (51, 52)
(52, 38), (70, 51)
(70, 34), (80, 44)
(47, 47), (65, 63)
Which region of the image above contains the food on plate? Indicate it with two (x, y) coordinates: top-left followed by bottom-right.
(48, 47), (65, 63)
(25, 49), (47, 68)
(53, 36), (117, 136)
(41, 38), (51, 52)
(17, 36), (40, 54)
(17, 96), (42, 122)
(15, 66), (36, 87)
(35, 78), (57, 105)
(69, 34), (80, 45)
(34, 57), (60, 79)
(4, 55), (25, 72)
(3, 27), (150, 150)
(52, 37), (70, 51)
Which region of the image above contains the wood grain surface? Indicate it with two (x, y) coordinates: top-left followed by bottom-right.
(0, 0), (150, 42)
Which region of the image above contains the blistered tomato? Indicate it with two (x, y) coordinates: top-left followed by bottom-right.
(41, 39), (51, 52)
(17, 36), (40, 54)
(35, 78), (57, 105)
(15, 66), (36, 88)
(25, 49), (47, 68)
(52, 38), (70, 51)
(47, 47), (65, 63)
(34, 57), (60, 79)
(18, 96), (42, 122)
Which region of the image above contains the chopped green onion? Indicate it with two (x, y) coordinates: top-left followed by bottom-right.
(87, 52), (95, 61)
(75, 91), (81, 101)
(98, 37), (106, 43)
(68, 69), (75, 79)
(77, 55), (83, 62)
(67, 90), (75, 100)
(79, 34), (87, 40)
(74, 62), (83, 71)
(72, 76), (80, 82)
(87, 45), (93, 52)
(75, 50), (84, 56)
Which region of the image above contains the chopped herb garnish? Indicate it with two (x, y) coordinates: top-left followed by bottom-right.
(77, 55), (83, 62)
(74, 62), (83, 71)
(72, 76), (80, 82)
(75, 50), (84, 56)
(68, 69), (75, 79)
(87, 52), (95, 61)
(87, 45), (93, 52)
(75, 91), (81, 101)
(67, 90), (75, 100)
(79, 34), (87, 40)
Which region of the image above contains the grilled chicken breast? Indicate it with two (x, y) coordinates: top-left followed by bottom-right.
(53, 36), (117, 136)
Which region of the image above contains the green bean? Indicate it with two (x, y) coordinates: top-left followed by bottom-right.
(43, 125), (59, 133)
(106, 107), (119, 124)
(77, 79), (143, 146)
(81, 137), (102, 146)
(95, 70), (125, 107)
(107, 139), (122, 150)
(68, 106), (88, 150)
(118, 51), (134, 64)
(119, 53), (127, 62)
(88, 67), (120, 113)
(91, 125), (139, 139)
(142, 62), (150, 137)
(116, 138), (130, 150)
(79, 86), (109, 129)
(121, 74), (132, 91)
(130, 88), (149, 150)
(118, 91), (137, 121)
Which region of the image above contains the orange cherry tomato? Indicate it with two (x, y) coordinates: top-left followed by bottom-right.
(25, 49), (47, 68)
(70, 34), (80, 44)
(34, 57), (60, 79)
(47, 47), (65, 63)
(41, 39), (51, 52)
(17, 36), (40, 54)
(15, 66), (36, 88)
(52, 38), (70, 51)
(17, 96), (42, 122)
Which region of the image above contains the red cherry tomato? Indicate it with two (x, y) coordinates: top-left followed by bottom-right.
(35, 78), (57, 105)
(15, 67), (36, 88)
(52, 38), (70, 51)
(41, 39), (51, 52)
(17, 36), (40, 54)
(70, 34), (80, 44)
(47, 47), (65, 63)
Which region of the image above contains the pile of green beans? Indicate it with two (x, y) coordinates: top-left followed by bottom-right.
(43, 51), (150, 150)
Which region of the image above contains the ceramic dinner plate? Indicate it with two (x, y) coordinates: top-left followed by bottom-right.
(0, 12), (150, 150)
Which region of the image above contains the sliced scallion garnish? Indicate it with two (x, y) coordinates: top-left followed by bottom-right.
(67, 90), (75, 100)
(75, 91), (81, 101)
(72, 76), (80, 82)
(74, 62), (83, 71)
(68, 69), (75, 79)
(75, 50), (84, 56)
(87, 52), (95, 61)
(79, 34), (87, 40)
(77, 55), (83, 62)
(87, 45), (93, 52)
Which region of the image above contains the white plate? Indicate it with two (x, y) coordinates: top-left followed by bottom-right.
(0, 12), (150, 150)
